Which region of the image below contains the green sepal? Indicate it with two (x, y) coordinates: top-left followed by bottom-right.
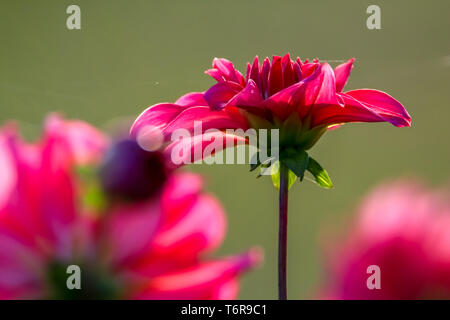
(281, 149), (310, 181)
(251, 155), (275, 175)
(271, 161), (297, 190)
(306, 157), (333, 189)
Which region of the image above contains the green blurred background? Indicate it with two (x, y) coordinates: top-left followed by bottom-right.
(1, 0), (449, 299)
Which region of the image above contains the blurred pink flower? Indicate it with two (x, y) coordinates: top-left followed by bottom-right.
(321, 181), (450, 299)
(131, 54), (411, 164)
(0, 115), (260, 299)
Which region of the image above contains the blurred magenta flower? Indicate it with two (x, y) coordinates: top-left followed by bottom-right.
(320, 181), (450, 299)
(0, 115), (260, 299)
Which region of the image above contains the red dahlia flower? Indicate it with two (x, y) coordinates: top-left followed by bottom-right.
(131, 54), (411, 300)
(0, 115), (260, 299)
(131, 54), (411, 186)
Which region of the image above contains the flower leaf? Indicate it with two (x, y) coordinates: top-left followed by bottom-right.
(306, 157), (333, 189)
(271, 161), (297, 190)
(281, 149), (309, 181)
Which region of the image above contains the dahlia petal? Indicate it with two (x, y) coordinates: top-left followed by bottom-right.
(204, 81), (243, 110)
(293, 62), (303, 82)
(282, 54), (296, 88)
(175, 92), (207, 107)
(0, 132), (47, 244)
(248, 56), (261, 90)
(311, 93), (393, 127)
(212, 279), (239, 299)
(105, 201), (160, 266)
(0, 125), (77, 251)
(334, 58), (355, 92)
(268, 56), (283, 96)
(44, 114), (109, 166)
(0, 230), (43, 295)
(344, 89), (411, 127)
(205, 68), (226, 82)
(301, 61), (319, 78)
(356, 181), (433, 243)
(152, 193), (226, 258)
(263, 81), (304, 120)
(130, 103), (187, 138)
(39, 142), (78, 254)
(209, 58), (244, 85)
(0, 132), (17, 210)
(161, 173), (204, 223)
(134, 249), (262, 299)
(163, 130), (247, 168)
(245, 63), (251, 83)
(297, 64), (341, 118)
(225, 80), (264, 114)
(261, 58), (271, 99)
(163, 106), (247, 138)
(314, 63), (341, 106)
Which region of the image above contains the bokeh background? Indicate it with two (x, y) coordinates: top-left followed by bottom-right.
(1, 0), (449, 299)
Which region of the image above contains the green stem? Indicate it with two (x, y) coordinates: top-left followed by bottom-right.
(278, 162), (289, 300)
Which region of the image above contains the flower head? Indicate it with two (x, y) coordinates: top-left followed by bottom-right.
(0, 115), (260, 299)
(131, 54), (411, 188)
(320, 181), (450, 299)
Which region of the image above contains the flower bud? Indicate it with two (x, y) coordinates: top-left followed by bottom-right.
(100, 139), (167, 201)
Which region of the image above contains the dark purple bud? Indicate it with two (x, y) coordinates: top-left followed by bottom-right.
(100, 139), (167, 202)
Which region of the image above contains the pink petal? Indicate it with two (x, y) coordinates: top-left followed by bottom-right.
(104, 200), (161, 267)
(334, 58), (355, 92)
(175, 92), (208, 107)
(134, 249), (262, 300)
(151, 193), (226, 259)
(261, 58), (271, 99)
(0, 229), (44, 298)
(44, 114), (109, 166)
(297, 63), (341, 118)
(205, 68), (225, 82)
(130, 103), (187, 138)
(281, 53), (296, 88)
(206, 58), (245, 86)
(163, 130), (247, 168)
(161, 173), (204, 223)
(263, 81), (304, 120)
(162, 106), (248, 138)
(224, 80), (264, 115)
(268, 56), (283, 96)
(300, 61), (319, 78)
(0, 132), (17, 210)
(312, 63), (341, 106)
(204, 81), (243, 110)
(247, 56), (261, 90)
(0, 126), (77, 252)
(311, 93), (390, 127)
(344, 89), (411, 127)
